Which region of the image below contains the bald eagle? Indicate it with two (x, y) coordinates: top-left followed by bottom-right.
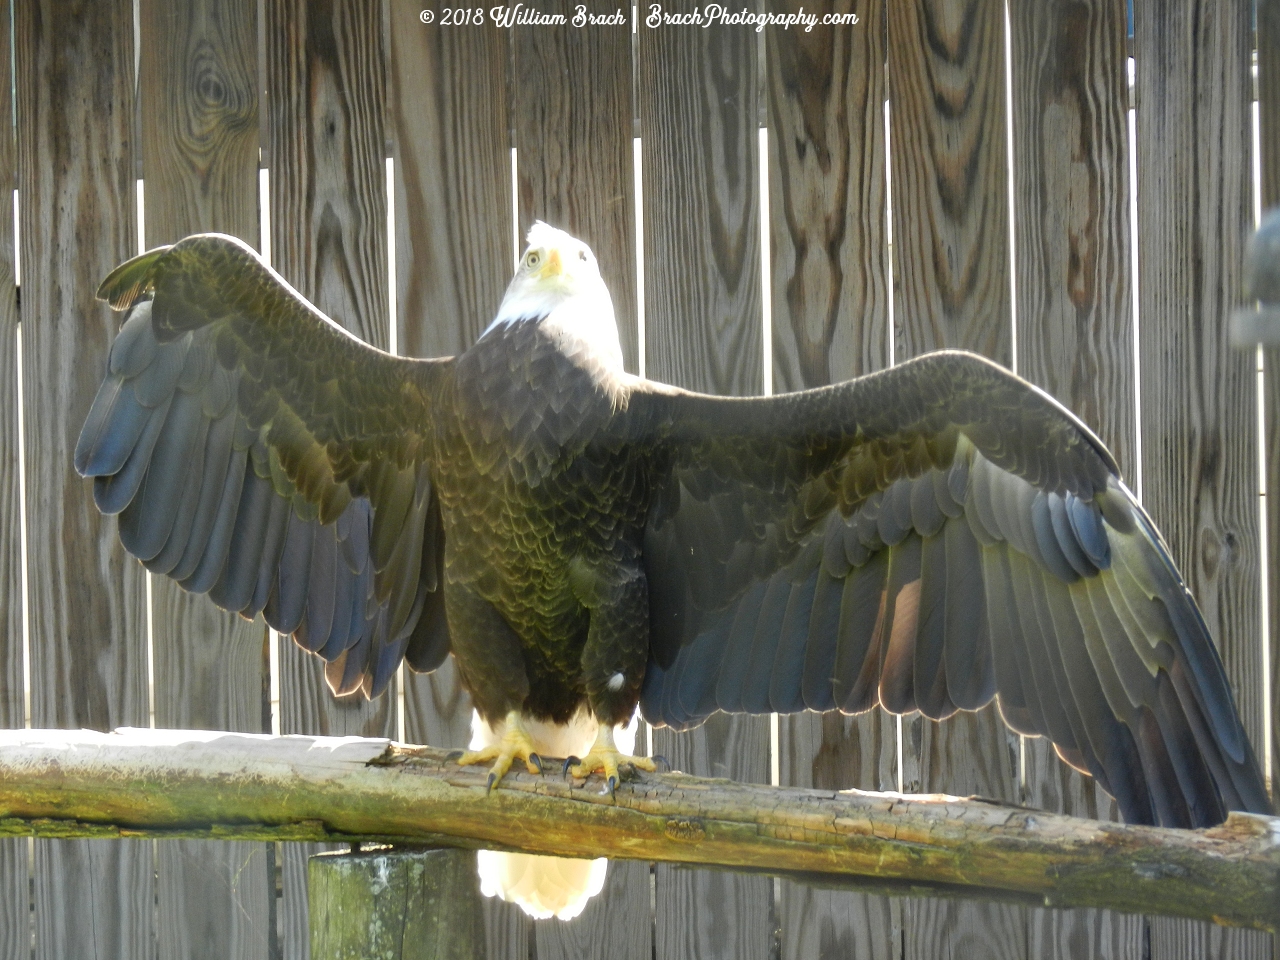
(77, 224), (1270, 919)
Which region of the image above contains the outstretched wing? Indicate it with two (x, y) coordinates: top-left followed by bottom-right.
(628, 351), (1270, 828)
(75, 233), (452, 698)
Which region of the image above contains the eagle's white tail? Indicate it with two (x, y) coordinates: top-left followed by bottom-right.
(470, 709), (636, 921)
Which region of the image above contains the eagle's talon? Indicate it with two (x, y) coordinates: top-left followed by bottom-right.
(606, 775), (617, 796)
(562, 755), (580, 777)
(446, 749), (465, 762)
(651, 754), (671, 772)
(454, 711), (543, 790)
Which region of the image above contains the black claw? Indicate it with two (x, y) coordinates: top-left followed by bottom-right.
(651, 754), (671, 772)
(606, 775), (617, 796)
(562, 755), (580, 776)
(486, 772), (497, 795)
(446, 749), (465, 762)
(529, 752), (543, 774)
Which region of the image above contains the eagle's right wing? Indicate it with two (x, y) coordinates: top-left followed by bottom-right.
(622, 352), (1270, 828)
(76, 233), (452, 698)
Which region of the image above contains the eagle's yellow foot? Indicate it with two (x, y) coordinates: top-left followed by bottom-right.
(563, 724), (656, 795)
(450, 711), (544, 794)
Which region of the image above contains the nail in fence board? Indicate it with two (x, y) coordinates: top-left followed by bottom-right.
(1134, 0), (1271, 957)
(1006, 1), (1143, 956)
(638, 16), (770, 960)
(265, 2), (394, 956)
(0, 0), (23, 953)
(16, 1), (151, 957)
(886, 0), (1026, 956)
(763, 2), (899, 957)
(138, 2), (274, 956)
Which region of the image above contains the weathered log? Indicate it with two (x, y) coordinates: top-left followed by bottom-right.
(0, 728), (1275, 930)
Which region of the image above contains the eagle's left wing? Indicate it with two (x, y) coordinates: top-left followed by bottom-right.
(76, 234), (452, 698)
(622, 351), (1270, 829)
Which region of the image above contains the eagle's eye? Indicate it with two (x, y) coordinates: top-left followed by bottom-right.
(525, 250), (541, 269)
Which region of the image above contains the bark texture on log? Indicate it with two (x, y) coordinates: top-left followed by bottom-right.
(0, 729), (1275, 932)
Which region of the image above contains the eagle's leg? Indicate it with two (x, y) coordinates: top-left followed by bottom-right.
(565, 723), (656, 794)
(453, 710), (545, 792)
(569, 562), (655, 794)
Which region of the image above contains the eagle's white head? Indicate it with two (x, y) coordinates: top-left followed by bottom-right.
(484, 222), (623, 369)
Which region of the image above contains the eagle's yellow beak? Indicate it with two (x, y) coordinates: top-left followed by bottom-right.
(538, 247), (563, 281)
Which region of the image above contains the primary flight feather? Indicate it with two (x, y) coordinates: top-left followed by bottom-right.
(77, 224), (1271, 919)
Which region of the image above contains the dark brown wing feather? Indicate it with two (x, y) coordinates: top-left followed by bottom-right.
(627, 352), (1270, 828)
(76, 233), (451, 698)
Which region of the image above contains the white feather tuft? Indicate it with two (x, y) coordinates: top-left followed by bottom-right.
(471, 708), (638, 920)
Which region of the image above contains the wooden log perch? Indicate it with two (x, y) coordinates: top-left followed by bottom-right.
(0, 728), (1275, 930)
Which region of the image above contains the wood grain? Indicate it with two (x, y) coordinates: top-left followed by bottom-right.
(652, 721), (771, 960)
(1006, 1), (1142, 956)
(389, 0), (511, 362)
(763, 2), (899, 957)
(639, 14), (769, 959)
(513, 0), (637, 374)
(886, 0), (1025, 955)
(265, 2), (394, 955)
(1255, 7), (1280, 930)
(1134, 0), (1271, 957)
(888, 0), (1012, 362)
(776, 714), (899, 960)
(5, 730), (1279, 930)
(0, 0), (23, 952)
(767, 0), (889, 391)
(310, 848), (485, 960)
(15, 1), (151, 956)
(137, 3), (274, 956)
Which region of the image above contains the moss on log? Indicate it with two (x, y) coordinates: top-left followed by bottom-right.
(0, 728), (1275, 930)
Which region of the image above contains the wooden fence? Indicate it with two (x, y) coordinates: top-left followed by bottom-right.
(0, 0), (1274, 958)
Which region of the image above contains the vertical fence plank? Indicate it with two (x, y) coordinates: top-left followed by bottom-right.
(390, 0), (506, 751)
(639, 17), (769, 960)
(16, 1), (151, 958)
(388, 4), (530, 954)
(512, 8), (650, 956)
(512, 0), (637, 375)
(0, 0), (23, 953)
(137, 2), (274, 957)
(764, 1), (898, 958)
(886, 0), (1025, 957)
(1135, 1), (1270, 958)
(1007, 1), (1143, 957)
(265, 2), (392, 956)
(1258, 4), (1280, 952)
